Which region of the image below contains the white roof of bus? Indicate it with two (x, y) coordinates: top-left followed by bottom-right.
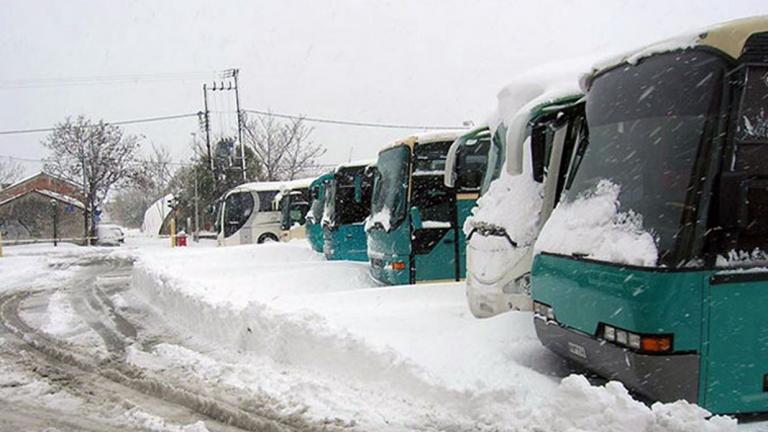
(583, 16), (768, 90)
(226, 181), (285, 196)
(280, 177), (315, 190)
(379, 129), (467, 152)
(335, 159), (376, 171)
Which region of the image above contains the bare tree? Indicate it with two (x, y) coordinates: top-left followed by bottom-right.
(43, 116), (142, 241)
(134, 144), (174, 194)
(243, 114), (326, 181)
(107, 144), (176, 228)
(0, 158), (24, 187)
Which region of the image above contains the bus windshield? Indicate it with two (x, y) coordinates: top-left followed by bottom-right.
(370, 145), (409, 230)
(481, 124), (507, 195)
(223, 191), (254, 238)
(279, 194), (291, 230)
(308, 185), (325, 224)
(566, 50), (727, 266)
(323, 180), (337, 225)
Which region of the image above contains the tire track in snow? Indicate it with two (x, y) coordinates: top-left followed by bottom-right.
(0, 261), (333, 432)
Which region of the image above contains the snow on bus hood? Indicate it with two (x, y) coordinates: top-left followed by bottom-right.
(534, 180), (658, 267)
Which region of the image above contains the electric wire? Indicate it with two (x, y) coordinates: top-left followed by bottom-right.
(243, 109), (464, 130)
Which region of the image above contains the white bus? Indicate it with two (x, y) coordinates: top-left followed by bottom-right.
(272, 177), (315, 242)
(216, 181), (285, 246)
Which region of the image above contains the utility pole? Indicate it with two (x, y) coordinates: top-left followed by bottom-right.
(194, 172), (200, 242)
(51, 199), (58, 247)
(207, 69), (247, 182)
(202, 84), (214, 180)
(231, 69), (246, 181)
(81, 146), (89, 246)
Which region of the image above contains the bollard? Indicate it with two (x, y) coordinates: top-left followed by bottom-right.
(170, 217), (176, 248)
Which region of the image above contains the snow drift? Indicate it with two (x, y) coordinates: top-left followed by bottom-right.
(124, 240), (734, 431)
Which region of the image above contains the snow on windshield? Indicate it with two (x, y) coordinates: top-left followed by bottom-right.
(465, 138), (542, 243)
(364, 207), (392, 232)
(535, 179), (658, 267)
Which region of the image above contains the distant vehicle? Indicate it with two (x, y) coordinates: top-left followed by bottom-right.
(273, 178), (314, 242)
(448, 87), (585, 317)
(322, 160), (374, 261)
(95, 223), (125, 246)
(216, 181), (284, 246)
(305, 172), (334, 253)
(366, 130), (485, 284)
(532, 16), (768, 414)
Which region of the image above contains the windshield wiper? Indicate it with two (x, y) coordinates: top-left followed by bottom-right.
(467, 222), (518, 247)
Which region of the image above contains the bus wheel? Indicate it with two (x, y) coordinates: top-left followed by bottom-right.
(257, 233), (279, 244)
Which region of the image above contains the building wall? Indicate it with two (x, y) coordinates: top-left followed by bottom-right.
(0, 192), (84, 242)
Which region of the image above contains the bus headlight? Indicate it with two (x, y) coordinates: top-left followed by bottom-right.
(600, 324), (672, 353)
(533, 301), (556, 322)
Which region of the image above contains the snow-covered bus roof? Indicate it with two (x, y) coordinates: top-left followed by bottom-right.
(335, 159), (376, 172)
(279, 177), (315, 191)
(480, 57), (593, 176)
(379, 130), (467, 153)
(273, 177), (315, 205)
(583, 15), (768, 90)
(225, 181), (285, 197)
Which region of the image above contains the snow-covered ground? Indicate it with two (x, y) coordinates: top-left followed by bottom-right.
(123, 237), (741, 431)
(3, 236), (766, 430)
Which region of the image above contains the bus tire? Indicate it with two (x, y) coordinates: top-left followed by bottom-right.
(257, 233), (279, 244)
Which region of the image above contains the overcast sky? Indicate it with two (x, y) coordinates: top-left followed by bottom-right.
(1, 0), (766, 176)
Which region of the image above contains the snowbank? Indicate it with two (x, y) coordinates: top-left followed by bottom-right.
(128, 241), (734, 431)
(535, 179), (659, 266)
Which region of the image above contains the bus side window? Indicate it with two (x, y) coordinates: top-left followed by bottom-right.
(257, 191), (278, 212)
(456, 135), (491, 192)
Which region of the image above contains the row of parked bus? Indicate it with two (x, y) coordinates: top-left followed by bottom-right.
(215, 16), (768, 415)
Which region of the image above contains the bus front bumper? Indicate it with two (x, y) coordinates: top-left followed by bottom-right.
(534, 318), (700, 404)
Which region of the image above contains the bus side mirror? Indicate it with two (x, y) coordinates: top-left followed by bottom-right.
(719, 171), (748, 229)
(354, 176), (363, 203)
(409, 206), (423, 230)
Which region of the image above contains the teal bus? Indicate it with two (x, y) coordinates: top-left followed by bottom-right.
(366, 130), (488, 285)
(322, 160), (374, 261)
(531, 17), (768, 414)
(305, 172), (333, 253)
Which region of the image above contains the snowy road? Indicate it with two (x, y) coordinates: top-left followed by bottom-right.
(0, 240), (759, 431)
(0, 250), (336, 431)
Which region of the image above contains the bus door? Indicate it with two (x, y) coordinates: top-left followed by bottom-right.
(452, 132), (491, 279)
(703, 63), (768, 413)
(410, 141), (455, 283)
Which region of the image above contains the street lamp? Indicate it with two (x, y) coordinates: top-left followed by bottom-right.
(50, 199), (58, 247)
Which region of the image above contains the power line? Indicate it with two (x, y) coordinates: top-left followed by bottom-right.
(0, 154), (339, 169)
(0, 109), (466, 137)
(0, 113), (199, 136)
(0, 71), (220, 90)
(243, 109), (465, 130)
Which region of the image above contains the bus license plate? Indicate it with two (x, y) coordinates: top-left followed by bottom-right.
(568, 342), (587, 359)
